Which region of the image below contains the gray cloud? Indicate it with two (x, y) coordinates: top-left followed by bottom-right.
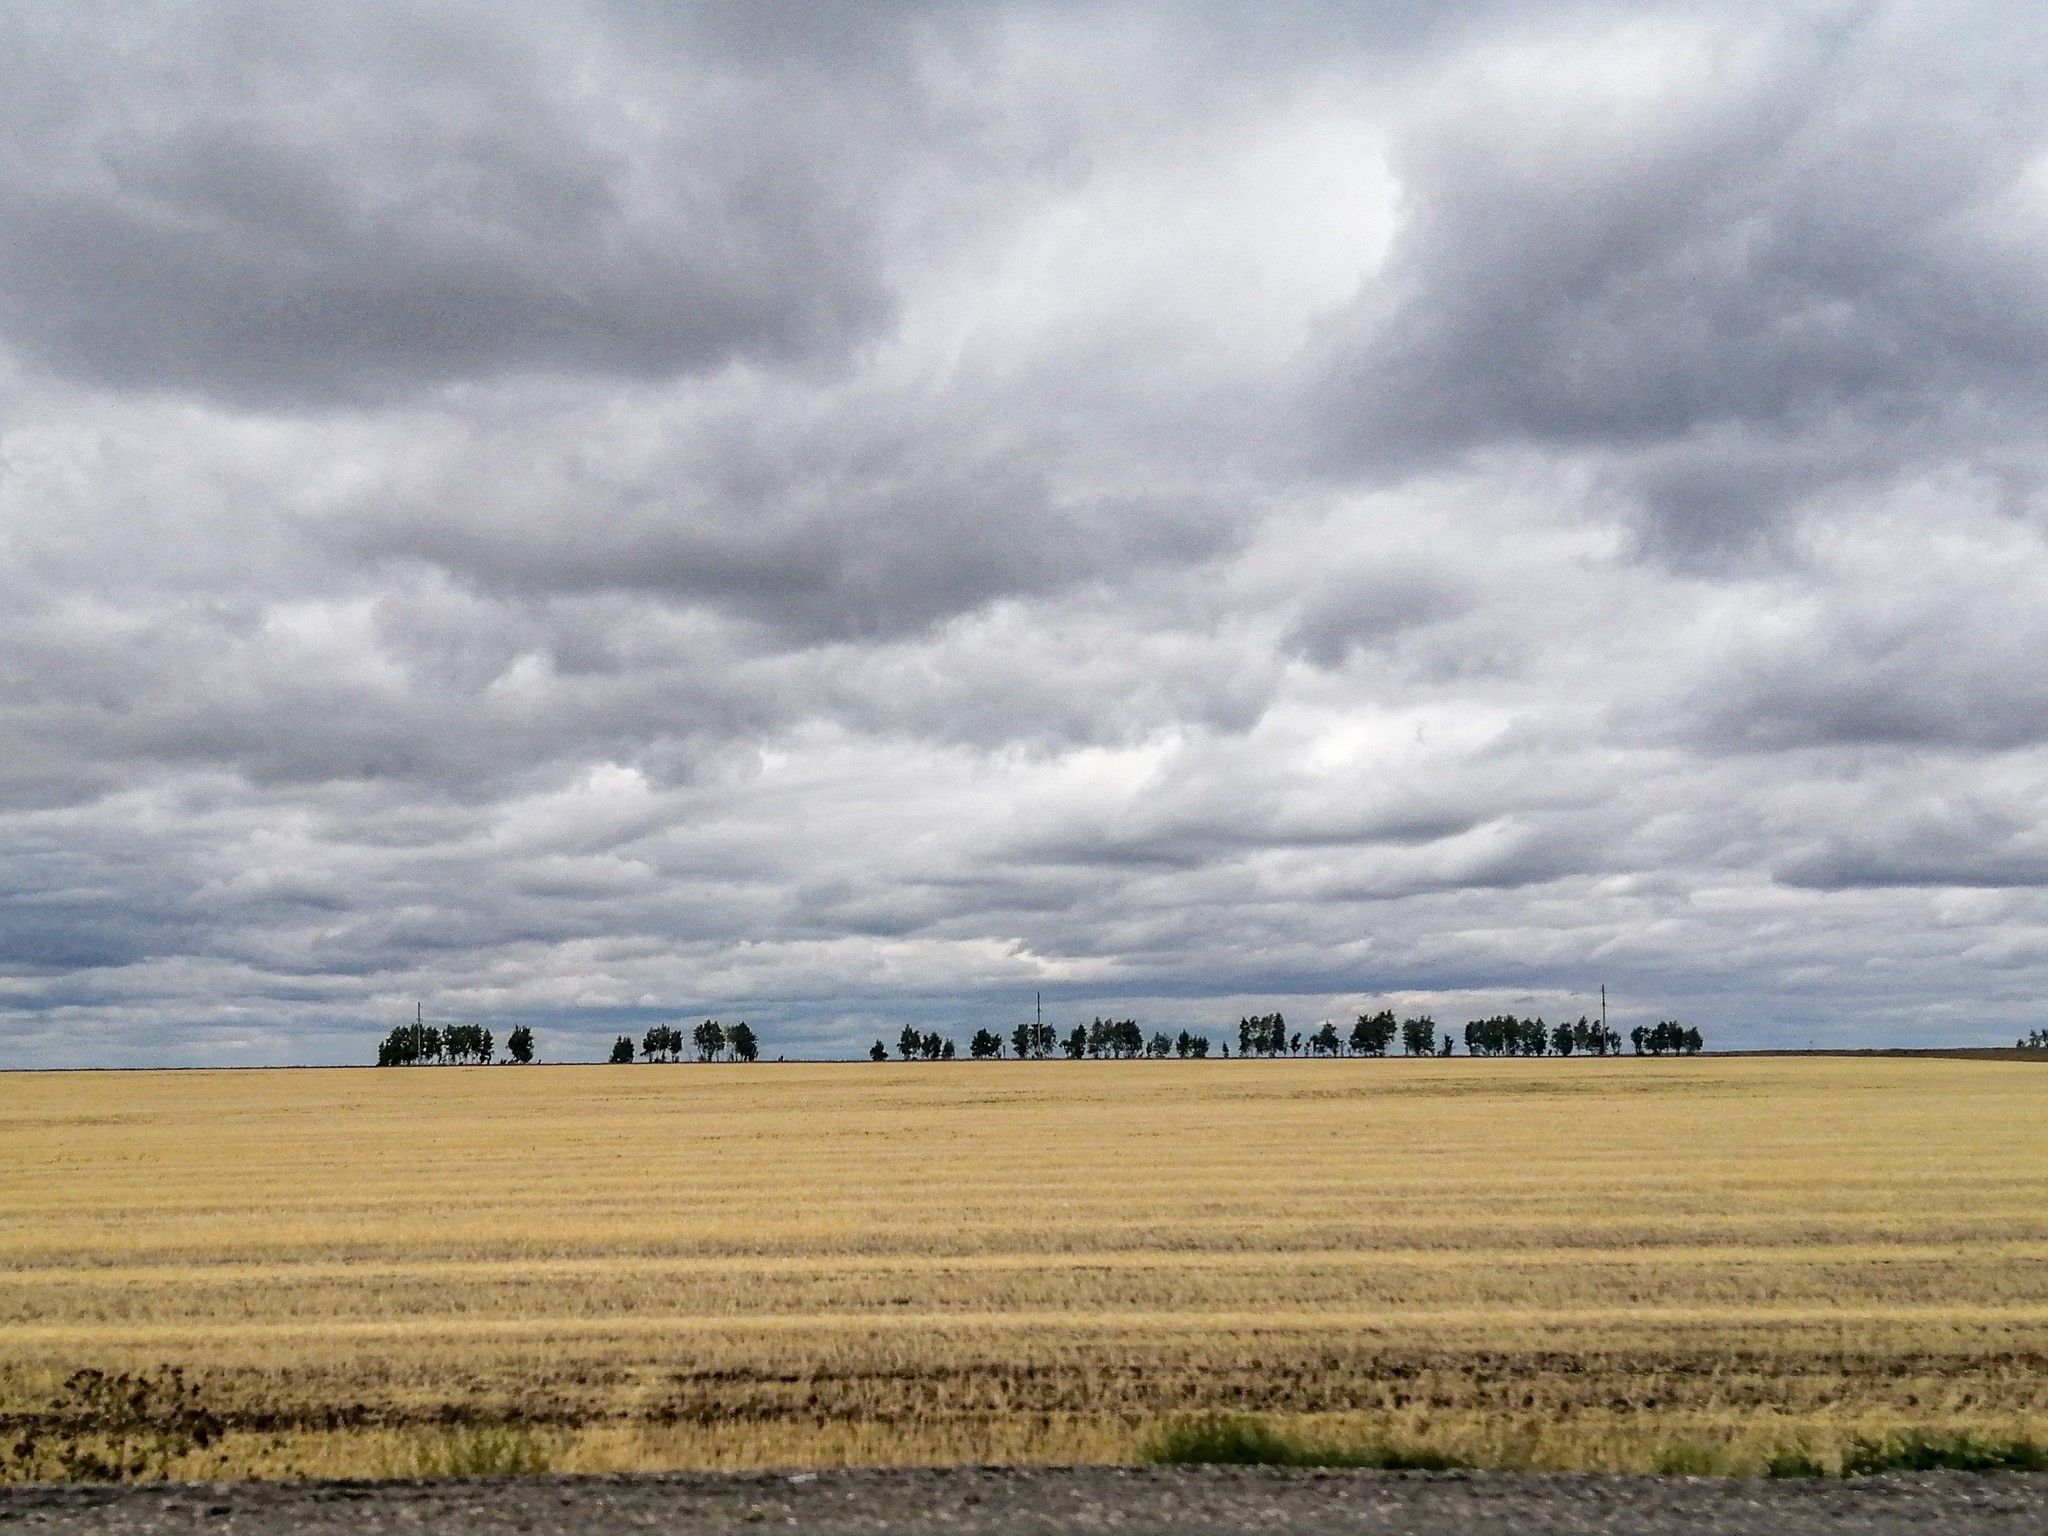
(0, 2), (898, 407)
(1314, 4), (2048, 558)
(6, 0), (2048, 1065)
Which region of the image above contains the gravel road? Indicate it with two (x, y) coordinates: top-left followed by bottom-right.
(5, 1466), (2048, 1536)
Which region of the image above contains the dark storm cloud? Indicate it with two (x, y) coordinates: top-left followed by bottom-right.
(328, 388), (1249, 646)
(1777, 804), (2048, 891)
(1315, 3), (2048, 558)
(0, 2), (896, 407)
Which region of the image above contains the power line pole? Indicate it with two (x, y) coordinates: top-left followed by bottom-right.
(1600, 985), (1606, 1036)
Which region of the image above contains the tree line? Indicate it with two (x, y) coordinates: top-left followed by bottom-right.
(375, 1007), (1706, 1066)
(612, 1020), (759, 1063)
(1464, 1014), (1628, 1056)
(1237, 1011), (1446, 1057)
(376, 1022), (534, 1066)
(872, 1010), (1704, 1061)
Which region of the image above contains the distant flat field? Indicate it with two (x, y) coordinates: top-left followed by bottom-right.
(3, 1057), (2046, 1477)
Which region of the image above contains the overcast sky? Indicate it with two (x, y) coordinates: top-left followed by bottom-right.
(5, 0), (2047, 1065)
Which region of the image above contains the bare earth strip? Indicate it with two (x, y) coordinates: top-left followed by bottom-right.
(2, 1057), (2045, 1477)
(6, 1467), (2048, 1536)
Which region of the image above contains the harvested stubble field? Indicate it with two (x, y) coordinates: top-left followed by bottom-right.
(2, 1056), (2045, 1479)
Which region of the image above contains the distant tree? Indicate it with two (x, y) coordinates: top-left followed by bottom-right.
(1629, 1025), (1646, 1055)
(1064, 1025), (1087, 1059)
(1011, 1023), (1033, 1059)
(1635, 1020), (1703, 1056)
(940, 1037), (956, 1060)
(971, 1028), (1003, 1059)
(1350, 1011), (1397, 1057)
(1438, 1034), (1452, 1056)
(1400, 1016), (1437, 1056)
(694, 1020), (726, 1062)
(729, 1022), (759, 1062)
(1188, 1034), (1209, 1058)
(1551, 1021), (1574, 1056)
(869, 1040), (888, 1061)
(1239, 1013), (1286, 1057)
(2021, 1029), (2048, 1050)
(1174, 1030), (1193, 1058)
(506, 1025), (534, 1064)
(609, 1036), (635, 1064)
(643, 1025), (669, 1063)
(375, 1027), (413, 1067)
(1311, 1021), (1340, 1057)
(1289, 1032), (1302, 1055)
(1566, 1016), (1615, 1056)
(899, 1025), (922, 1061)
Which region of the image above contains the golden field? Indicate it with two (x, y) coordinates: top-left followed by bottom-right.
(2, 1055), (2046, 1477)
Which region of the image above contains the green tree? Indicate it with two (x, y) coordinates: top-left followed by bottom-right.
(1064, 1025), (1087, 1059)
(729, 1022), (759, 1062)
(608, 1036), (635, 1064)
(1311, 1021), (1340, 1056)
(1350, 1011), (1396, 1056)
(1400, 1016), (1437, 1056)
(506, 1025), (534, 1064)
(869, 1039), (887, 1061)
(971, 1028), (1003, 1059)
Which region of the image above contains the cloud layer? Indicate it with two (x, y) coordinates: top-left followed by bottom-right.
(5, 0), (2048, 1064)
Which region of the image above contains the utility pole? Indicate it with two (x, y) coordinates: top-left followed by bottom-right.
(1600, 985), (1606, 1036)
(414, 1001), (423, 1066)
(1036, 992), (1042, 1058)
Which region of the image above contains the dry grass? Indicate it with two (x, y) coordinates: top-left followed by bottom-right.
(2, 1056), (2046, 1478)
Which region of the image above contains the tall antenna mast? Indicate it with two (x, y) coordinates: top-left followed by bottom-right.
(1600, 985), (1606, 1034)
